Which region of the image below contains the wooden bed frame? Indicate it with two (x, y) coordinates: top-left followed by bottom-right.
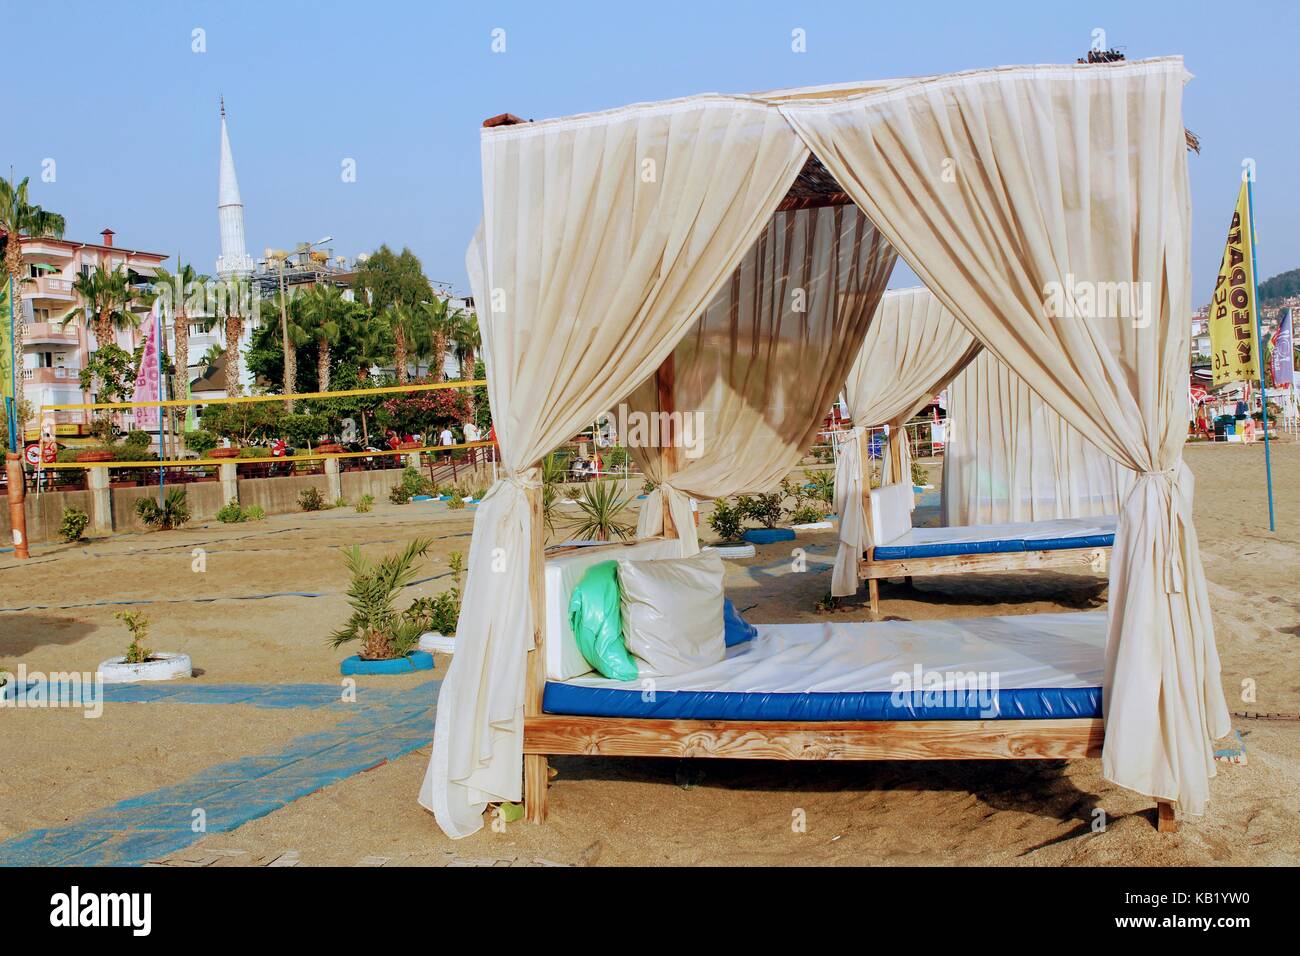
(858, 428), (1110, 617)
(518, 362), (1175, 833)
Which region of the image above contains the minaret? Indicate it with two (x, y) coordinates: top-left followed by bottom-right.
(216, 97), (254, 277)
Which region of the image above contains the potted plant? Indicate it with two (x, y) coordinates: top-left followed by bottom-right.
(739, 491), (795, 544)
(75, 447), (115, 463)
(207, 446), (241, 459)
(571, 481), (634, 541)
(417, 552), (463, 654)
(98, 610), (193, 683)
(331, 537), (438, 674)
(706, 497), (755, 558)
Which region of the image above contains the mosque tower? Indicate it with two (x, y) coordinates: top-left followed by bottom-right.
(215, 97), (254, 278)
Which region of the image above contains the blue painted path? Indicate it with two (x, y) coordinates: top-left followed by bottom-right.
(0, 679), (440, 866)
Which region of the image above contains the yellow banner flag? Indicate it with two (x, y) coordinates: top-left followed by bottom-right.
(1209, 181), (1260, 387)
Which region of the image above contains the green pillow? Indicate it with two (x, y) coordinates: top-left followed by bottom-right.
(568, 561), (638, 681)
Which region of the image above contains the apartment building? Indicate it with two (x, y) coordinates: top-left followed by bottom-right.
(14, 228), (168, 438)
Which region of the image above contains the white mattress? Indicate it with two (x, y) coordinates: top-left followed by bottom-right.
(564, 611), (1106, 693)
(882, 515), (1117, 548)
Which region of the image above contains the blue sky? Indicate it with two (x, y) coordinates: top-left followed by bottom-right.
(7, 0), (1298, 305)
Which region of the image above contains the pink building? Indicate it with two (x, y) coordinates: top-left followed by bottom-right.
(13, 228), (168, 440)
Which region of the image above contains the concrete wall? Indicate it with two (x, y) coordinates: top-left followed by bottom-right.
(0, 487), (95, 544)
(238, 473), (331, 514)
(4, 469), (362, 544)
(110, 481), (227, 532)
(340, 470), (399, 503)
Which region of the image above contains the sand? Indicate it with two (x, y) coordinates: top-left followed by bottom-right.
(1, 442), (1296, 865)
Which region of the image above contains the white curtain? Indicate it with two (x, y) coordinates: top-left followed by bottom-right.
(420, 99), (810, 837)
(943, 349), (1134, 525)
(628, 204), (896, 552)
(831, 287), (979, 595)
(785, 56), (1229, 813)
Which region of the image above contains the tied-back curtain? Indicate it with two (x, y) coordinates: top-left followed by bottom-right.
(830, 287), (979, 596)
(942, 349), (1134, 525)
(420, 99), (810, 838)
(627, 204), (897, 551)
(785, 56), (1230, 813)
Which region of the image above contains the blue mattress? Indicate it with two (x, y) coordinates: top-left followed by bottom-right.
(871, 517), (1117, 561)
(543, 613), (1106, 723)
(542, 681), (1100, 721)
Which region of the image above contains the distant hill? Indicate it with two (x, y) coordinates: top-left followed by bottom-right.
(1258, 268), (1300, 304)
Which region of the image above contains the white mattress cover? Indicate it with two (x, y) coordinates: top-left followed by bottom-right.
(881, 515), (1117, 548)
(562, 611), (1106, 693)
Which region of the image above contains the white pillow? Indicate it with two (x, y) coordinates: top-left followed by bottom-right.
(618, 552), (726, 677)
(543, 538), (683, 680)
(869, 482), (913, 547)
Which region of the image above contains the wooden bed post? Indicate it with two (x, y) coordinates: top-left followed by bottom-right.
(655, 354), (680, 541)
(523, 480), (549, 823)
(1156, 800), (1178, 833)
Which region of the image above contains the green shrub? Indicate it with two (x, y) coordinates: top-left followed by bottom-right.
(806, 470), (834, 506)
(135, 489), (190, 530)
(789, 503), (827, 525)
(910, 460), (928, 487)
(406, 554), (463, 637)
(389, 466), (429, 504)
(707, 499), (745, 542)
(298, 487), (328, 512)
(334, 496), (348, 509)
(446, 495), (466, 510)
(216, 498), (248, 523)
(124, 430), (152, 450)
(184, 429), (218, 454)
(115, 609), (152, 664)
(740, 492), (784, 529)
(354, 493), (375, 514)
(60, 507), (90, 542)
(246, 505), (266, 521)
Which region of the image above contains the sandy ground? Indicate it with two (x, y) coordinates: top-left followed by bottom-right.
(0, 442), (1296, 865)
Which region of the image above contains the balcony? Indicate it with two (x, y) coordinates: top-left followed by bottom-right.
(23, 321), (81, 346)
(22, 366), (82, 385)
(25, 275), (75, 305)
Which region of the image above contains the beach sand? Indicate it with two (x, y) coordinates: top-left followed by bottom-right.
(1, 442), (1295, 865)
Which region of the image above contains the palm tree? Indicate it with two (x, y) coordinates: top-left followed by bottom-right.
(385, 302), (433, 385)
(67, 264), (140, 347)
(152, 262), (211, 408)
(218, 276), (254, 398)
(299, 284), (347, 391)
(424, 296), (463, 382)
(349, 304), (390, 382)
(0, 176), (67, 432)
(450, 309), (481, 417)
(451, 309), (480, 381)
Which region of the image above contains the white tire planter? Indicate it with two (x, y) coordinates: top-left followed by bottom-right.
(705, 543), (757, 559)
(418, 631), (456, 654)
(98, 653), (193, 684)
(791, 520), (834, 531)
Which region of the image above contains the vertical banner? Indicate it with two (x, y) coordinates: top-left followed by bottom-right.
(133, 302), (162, 431)
(1271, 308), (1294, 389)
(1208, 181), (1260, 387)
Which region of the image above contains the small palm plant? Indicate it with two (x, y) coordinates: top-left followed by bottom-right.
(570, 480), (634, 542)
(135, 489), (191, 530)
(331, 538), (433, 660)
